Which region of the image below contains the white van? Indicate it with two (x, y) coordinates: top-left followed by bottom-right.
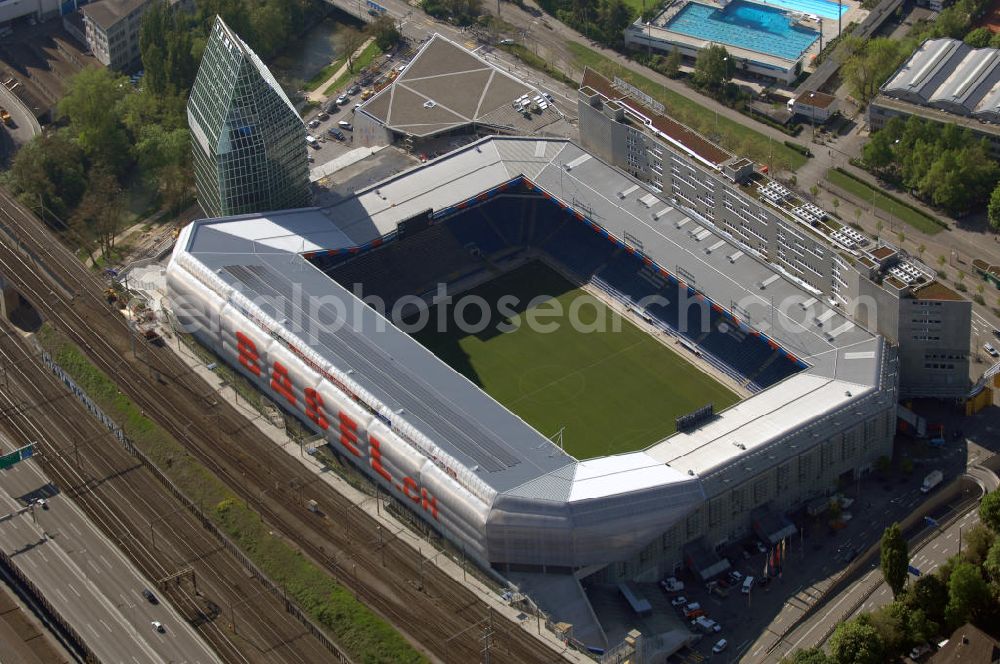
(741, 576), (755, 594)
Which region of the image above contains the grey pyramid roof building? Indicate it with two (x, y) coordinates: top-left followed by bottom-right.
(187, 17), (310, 218)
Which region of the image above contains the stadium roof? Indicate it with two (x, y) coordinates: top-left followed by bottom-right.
(358, 34), (561, 139)
(882, 38), (1000, 120)
(177, 136), (884, 497)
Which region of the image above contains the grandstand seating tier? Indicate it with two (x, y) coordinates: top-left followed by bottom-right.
(312, 192), (803, 390)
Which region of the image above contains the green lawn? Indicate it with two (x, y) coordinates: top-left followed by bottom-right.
(566, 43), (809, 173)
(826, 168), (945, 236)
(411, 262), (739, 460)
(323, 42), (382, 96)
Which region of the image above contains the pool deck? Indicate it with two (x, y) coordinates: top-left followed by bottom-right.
(643, 0), (864, 73)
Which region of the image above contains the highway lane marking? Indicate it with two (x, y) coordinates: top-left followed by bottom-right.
(55, 588), (67, 604)
(88, 623), (99, 637)
(100, 619), (112, 633)
(37, 550), (47, 562)
(68, 583), (81, 597)
(23, 556), (36, 568)
(88, 559), (101, 574)
(100, 554), (111, 569)
(70, 522), (82, 536)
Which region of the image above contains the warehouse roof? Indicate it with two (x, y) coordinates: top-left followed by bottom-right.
(358, 34), (560, 138)
(881, 38), (1000, 122)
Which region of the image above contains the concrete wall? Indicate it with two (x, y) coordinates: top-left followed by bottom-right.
(0, 0), (60, 25)
(353, 108), (394, 148)
(605, 403), (897, 582)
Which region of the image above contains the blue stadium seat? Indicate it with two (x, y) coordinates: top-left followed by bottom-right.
(315, 192), (804, 389)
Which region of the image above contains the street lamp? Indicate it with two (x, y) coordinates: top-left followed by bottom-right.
(809, 92), (816, 140)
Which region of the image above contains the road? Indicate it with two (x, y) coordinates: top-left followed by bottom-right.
(751, 496), (979, 663)
(0, 456), (220, 664)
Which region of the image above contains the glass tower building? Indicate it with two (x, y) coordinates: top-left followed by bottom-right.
(187, 17), (311, 218)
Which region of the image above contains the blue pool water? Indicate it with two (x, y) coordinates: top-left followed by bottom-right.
(762, 0), (847, 20)
(667, 1), (819, 61)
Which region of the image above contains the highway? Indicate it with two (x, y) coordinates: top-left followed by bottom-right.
(0, 454), (220, 664)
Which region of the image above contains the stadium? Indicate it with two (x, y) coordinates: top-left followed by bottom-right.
(166, 136), (897, 601)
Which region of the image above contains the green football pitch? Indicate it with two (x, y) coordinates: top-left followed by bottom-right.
(410, 261), (740, 460)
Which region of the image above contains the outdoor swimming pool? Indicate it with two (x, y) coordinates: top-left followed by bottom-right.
(666, 1), (819, 61)
(759, 0), (847, 21)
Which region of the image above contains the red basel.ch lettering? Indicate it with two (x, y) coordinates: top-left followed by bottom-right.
(304, 388), (329, 430)
(369, 435), (393, 483)
(270, 361), (296, 406)
(338, 412), (362, 457)
(236, 332), (261, 377)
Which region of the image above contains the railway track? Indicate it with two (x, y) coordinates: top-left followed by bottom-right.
(0, 326), (335, 663)
(0, 189), (572, 664)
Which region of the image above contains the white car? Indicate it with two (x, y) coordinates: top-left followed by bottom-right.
(713, 638), (728, 653)
(151, 621), (165, 633)
(670, 595), (687, 607)
(984, 343), (999, 358)
(660, 576), (684, 592)
(336, 94), (350, 106)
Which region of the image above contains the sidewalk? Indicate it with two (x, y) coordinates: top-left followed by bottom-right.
(164, 326), (588, 663)
(307, 38), (375, 104)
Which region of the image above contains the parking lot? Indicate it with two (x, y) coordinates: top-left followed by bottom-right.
(579, 434), (976, 663)
(303, 89), (365, 169)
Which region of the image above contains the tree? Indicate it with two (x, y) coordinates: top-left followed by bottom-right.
(945, 561), (990, 629)
(964, 26), (993, 47)
(693, 44), (733, 90)
(983, 536), (1000, 581)
(904, 574), (948, 627)
(781, 648), (831, 664)
(595, 0), (633, 46)
(897, 231), (905, 245)
(58, 67), (131, 176)
(900, 457), (913, 475)
(828, 617), (885, 664)
(6, 130), (88, 222)
(339, 27), (366, 73)
(938, 255), (947, 270)
(854, 208), (862, 224)
(961, 524), (995, 566)
(917, 243), (926, 260)
(664, 46), (682, 78)
(842, 37), (906, 102)
(880, 523), (908, 598)
(989, 182), (1000, 231)
(809, 184), (819, 197)
(139, 0), (196, 96)
(71, 166), (124, 262)
(369, 14), (401, 51)
(980, 491), (1000, 531)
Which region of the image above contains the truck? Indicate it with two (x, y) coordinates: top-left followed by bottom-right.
(921, 470), (943, 494)
(0, 108), (11, 126)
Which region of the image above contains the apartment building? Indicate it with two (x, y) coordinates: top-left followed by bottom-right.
(579, 68), (971, 399)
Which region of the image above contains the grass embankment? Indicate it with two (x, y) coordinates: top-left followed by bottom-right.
(826, 168), (946, 236)
(499, 43), (578, 88)
(305, 56), (347, 92)
(35, 324), (426, 664)
(323, 42), (382, 97)
(411, 262), (739, 459)
(566, 43), (809, 173)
